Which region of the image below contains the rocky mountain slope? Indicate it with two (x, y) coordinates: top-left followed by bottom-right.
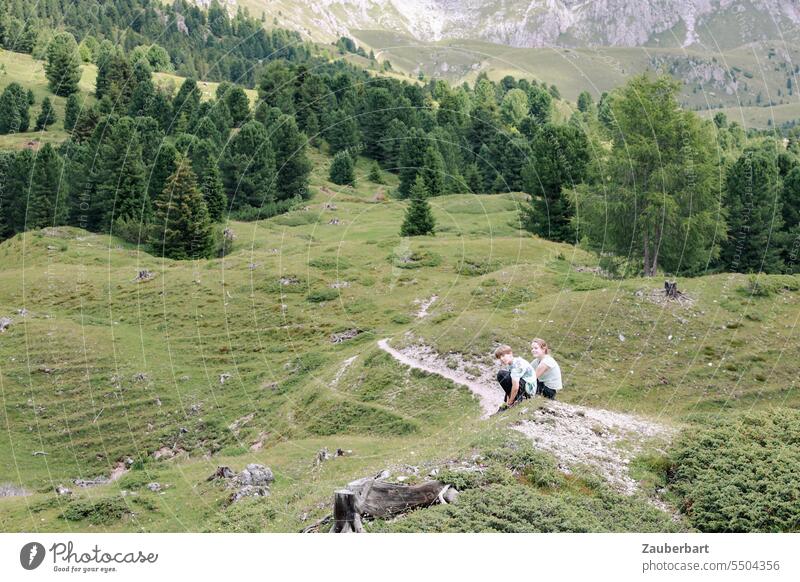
(238, 0), (800, 49)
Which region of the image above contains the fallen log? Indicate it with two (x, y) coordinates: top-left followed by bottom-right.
(346, 477), (459, 518)
(330, 490), (363, 533)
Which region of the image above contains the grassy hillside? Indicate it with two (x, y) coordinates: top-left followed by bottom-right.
(1, 141), (798, 531)
(0, 51), (257, 150)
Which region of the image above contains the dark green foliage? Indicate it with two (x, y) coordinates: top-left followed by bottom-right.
(329, 151), (355, 185)
(521, 123), (590, 242)
(324, 109), (361, 153)
(721, 146), (784, 273)
(0, 82), (29, 133)
(577, 91), (594, 113)
(200, 163), (226, 222)
(93, 117), (151, 233)
(95, 44), (133, 108)
(26, 144), (68, 229)
(361, 87), (393, 161)
(368, 161), (384, 183)
(400, 176), (435, 237)
(61, 496), (129, 525)
(63, 94), (79, 131)
(34, 97), (56, 131)
(668, 409), (800, 532)
(150, 156), (215, 260)
(421, 146), (445, 197)
(272, 114), (311, 199)
(45, 31), (81, 96)
(527, 84), (553, 124)
(398, 128), (428, 197)
(372, 440), (682, 533)
(223, 85), (251, 126)
(220, 120), (276, 210)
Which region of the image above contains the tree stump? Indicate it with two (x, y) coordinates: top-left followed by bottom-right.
(330, 490), (363, 533)
(665, 280), (680, 299)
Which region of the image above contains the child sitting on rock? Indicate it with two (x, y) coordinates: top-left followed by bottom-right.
(494, 344), (535, 411)
(530, 338), (562, 400)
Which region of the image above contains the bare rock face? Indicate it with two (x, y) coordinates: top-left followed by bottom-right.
(228, 464), (274, 504)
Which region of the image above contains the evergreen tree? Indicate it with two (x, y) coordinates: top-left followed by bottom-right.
(94, 117), (151, 232)
(224, 86), (251, 126)
(527, 85), (553, 124)
(361, 87), (392, 161)
(521, 123), (589, 242)
(577, 91), (594, 113)
(95, 46), (133, 108)
(324, 109), (360, 152)
(35, 97), (56, 131)
(171, 78), (201, 132)
(150, 156), (215, 260)
(200, 163), (226, 222)
(45, 32), (81, 96)
(721, 147), (784, 273)
(148, 143), (178, 202)
(27, 144), (68, 229)
(398, 128), (428, 197)
(329, 151), (355, 185)
(400, 176), (435, 237)
(368, 161), (384, 183)
(421, 145), (445, 197)
(272, 114), (311, 200)
(220, 120), (276, 210)
(64, 93), (79, 130)
(463, 162), (482, 193)
(0, 82), (29, 133)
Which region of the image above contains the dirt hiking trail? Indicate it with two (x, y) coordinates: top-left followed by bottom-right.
(377, 338), (678, 501)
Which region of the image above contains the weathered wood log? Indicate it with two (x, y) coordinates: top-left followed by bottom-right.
(346, 477), (458, 518)
(330, 489), (363, 533)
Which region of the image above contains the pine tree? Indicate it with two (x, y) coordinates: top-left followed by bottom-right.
(398, 128), (428, 197)
(421, 145), (445, 197)
(64, 94), (79, 130)
(368, 161), (384, 184)
(150, 156), (215, 260)
(0, 88), (21, 134)
(45, 32), (81, 96)
(324, 109), (360, 152)
(94, 117), (151, 233)
(721, 147), (784, 273)
(224, 86), (251, 126)
(272, 114), (311, 200)
(27, 144), (68, 229)
(35, 97), (56, 131)
(400, 176), (435, 237)
(148, 143), (178, 202)
(220, 120), (275, 210)
(329, 151), (355, 185)
(463, 162), (482, 193)
(200, 163), (226, 222)
(0, 83), (29, 133)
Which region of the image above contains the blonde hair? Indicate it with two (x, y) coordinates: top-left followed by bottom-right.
(530, 338), (550, 354)
(494, 344), (513, 359)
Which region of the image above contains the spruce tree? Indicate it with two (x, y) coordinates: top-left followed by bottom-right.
(45, 32), (81, 96)
(150, 156), (215, 260)
(27, 144), (68, 229)
(329, 151), (355, 185)
(220, 120), (275, 210)
(368, 161), (384, 183)
(400, 176), (435, 237)
(421, 145), (445, 197)
(398, 128), (428, 197)
(35, 97), (56, 131)
(721, 147), (784, 273)
(224, 86), (250, 126)
(272, 114), (311, 200)
(148, 143), (178, 202)
(0, 87), (22, 134)
(64, 93), (79, 130)
(0, 83), (29, 133)
(324, 109), (360, 152)
(94, 117), (151, 232)
(200, 163), (226, 222)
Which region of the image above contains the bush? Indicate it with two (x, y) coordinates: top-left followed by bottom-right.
(61, 497), (129, 525)
(667, 409), (800, 532)
(306, 288), (339, 303)
(743, 274), (800, 297)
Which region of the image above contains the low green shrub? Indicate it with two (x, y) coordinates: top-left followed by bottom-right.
(61, 497), (129, 525)
(667, 409), (800, 532)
